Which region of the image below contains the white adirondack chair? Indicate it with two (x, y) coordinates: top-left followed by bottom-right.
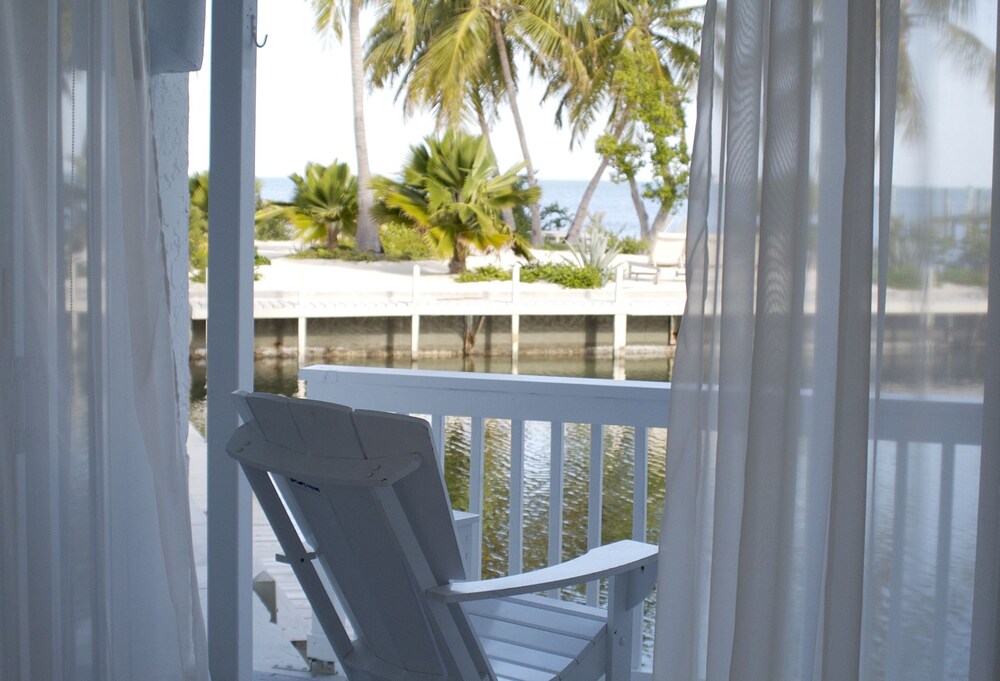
(227, 391), (657, 681)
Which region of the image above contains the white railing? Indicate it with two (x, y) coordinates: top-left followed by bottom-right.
(300, 364), (671, 588)
(298, 365), (984, 676)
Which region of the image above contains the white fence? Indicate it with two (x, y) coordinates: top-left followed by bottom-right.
(298, 365), (984, 677)
(301, 365), (671, 591)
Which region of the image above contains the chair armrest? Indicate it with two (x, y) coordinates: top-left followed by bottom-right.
(427, 540), (657, 603)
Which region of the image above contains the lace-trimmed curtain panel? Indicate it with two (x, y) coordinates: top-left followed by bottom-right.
(0, 1), (208, 679)
(656, 0), (999, 679)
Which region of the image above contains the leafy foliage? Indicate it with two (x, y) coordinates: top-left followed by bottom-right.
(593, 45), (690, 219)
(456, 262), (605, 288)
(567, 216), (621, 280)
(547, 0), (700, 239)
(456, 265), (513, 282)
(541, 202), (572, 232)
(371, 130), (539, 273)
(613, 235), (648, 255)
(290, 245), (377, 262)
(521, 262), (604, 288)
(289, 161), (358, 249)
(188, 171), (273, 282)
(379, 223), (434, 260)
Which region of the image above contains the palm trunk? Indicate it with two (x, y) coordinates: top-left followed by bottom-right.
(567, 116), (627, 243)
(325, 222), (340, 250)
(477, 106), (517, 231)
(650, 205), (670, 234)
(628, 176), (650, 240)
(450, 243), (468, 274)
(350, 0), (381, 253)
(566, 156), (610, 243)
(490, 17), (542, 247)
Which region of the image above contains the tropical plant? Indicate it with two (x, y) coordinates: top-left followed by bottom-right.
(566, 214), (621, 281)
(371, 131), (539, 273)
(189, 172), (210, 281)
(188, 171), (275, 282)
(369, 0), (588, 247)
(520, 262), (604, 288)
(548, 0), (700, 242)
(896, 0), (996, 138)
(289, 161), (358, 250)
(307, 0), (383, 253)
(379, 223), (434, 260)
(541, 202), (573, 232)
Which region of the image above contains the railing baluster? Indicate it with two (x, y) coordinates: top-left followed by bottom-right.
(470, 417), (485, 580)
(587, 424), (604, 606)
(887, 440), (909, 681)
(933, 442), (956, 681)
(548, 421), (565, 598)
(431, 413), (445, 472)
(633, 427), (648, 542)
(632, 426), (648, 664)
(509, 419), (525, 576)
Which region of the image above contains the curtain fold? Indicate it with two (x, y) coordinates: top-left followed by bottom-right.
(656, 0), (997, 679)
(0, 1), (208, 679)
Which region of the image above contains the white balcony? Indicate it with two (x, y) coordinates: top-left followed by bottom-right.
(280, 365), (984, 677)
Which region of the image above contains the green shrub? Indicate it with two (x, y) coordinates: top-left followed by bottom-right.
(253, 251), (271, 281)
(938, 266), (988, 288)
(290, 245), (376, 262)
(254, 213), (291, 240)
(456, 265), (512, 283)
(540, 241), (571, 251)
(380, 223), (433, 261)
(613, 236), (648, 255)
(886, 263), (923, 290)
(521, 263), (604, 289)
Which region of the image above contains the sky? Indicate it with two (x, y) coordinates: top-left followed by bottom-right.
(187, 0), (615, 181)
(187, 0), (998, 189)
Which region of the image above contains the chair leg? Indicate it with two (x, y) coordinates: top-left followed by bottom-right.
(607, 573), (635, 681)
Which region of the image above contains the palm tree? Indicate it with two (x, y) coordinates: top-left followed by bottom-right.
(289, 161), (359, 249)
(308, 0), (382, 253)
(549, 0), (700, 242)
(394, 0), (588, 247)
(371, 130), (539, 273)
(896, 0), (995, 137)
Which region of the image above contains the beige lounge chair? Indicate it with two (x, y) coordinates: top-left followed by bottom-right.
(627, 231), (686, 283)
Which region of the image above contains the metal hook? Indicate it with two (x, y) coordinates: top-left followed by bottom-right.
(251, 13), (268, 48)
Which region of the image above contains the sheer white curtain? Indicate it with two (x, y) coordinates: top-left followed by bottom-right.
(0, 1), (208, 679)
(656, 0), (998, 679)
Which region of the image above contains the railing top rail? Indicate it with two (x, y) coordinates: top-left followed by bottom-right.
(301, 365), (984, 446)
(300, 365), (671, 427)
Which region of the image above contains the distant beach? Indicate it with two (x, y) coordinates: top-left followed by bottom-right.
(259, 176), (685, 238)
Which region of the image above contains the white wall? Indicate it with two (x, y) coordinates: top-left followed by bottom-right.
(151, 73), (192, 437)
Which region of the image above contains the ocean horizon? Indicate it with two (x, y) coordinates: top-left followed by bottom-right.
(259, 176), (684, 238)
